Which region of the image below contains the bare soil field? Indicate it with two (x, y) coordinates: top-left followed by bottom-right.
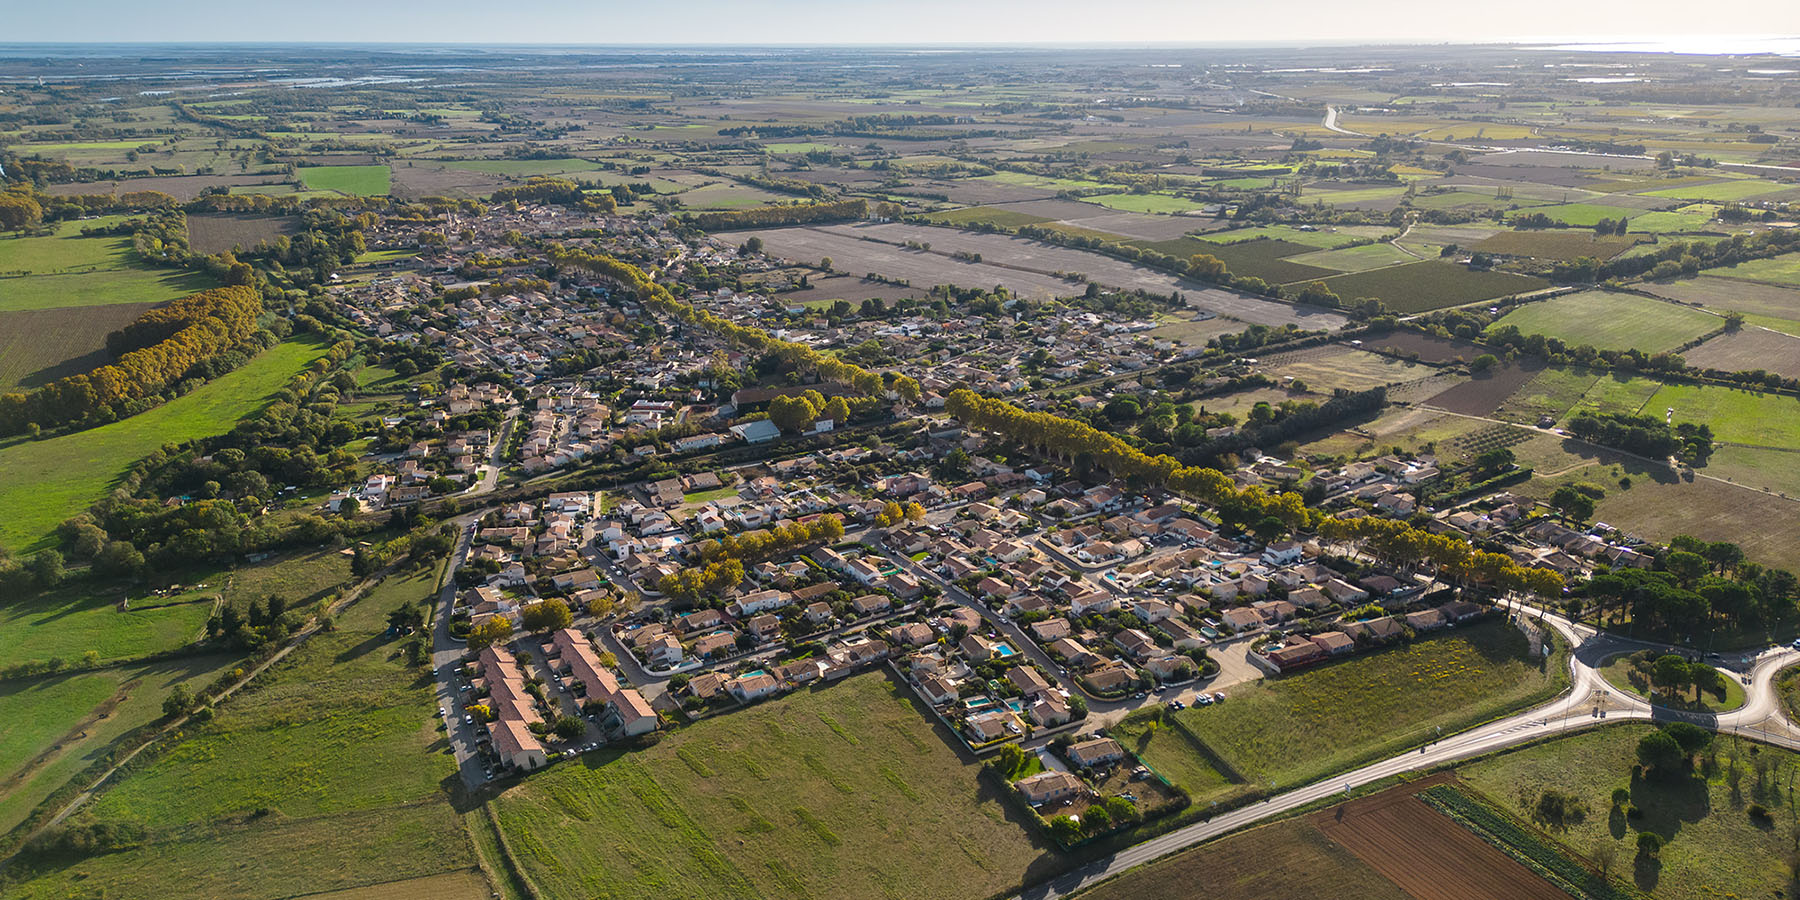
(899, 179), (1055, 205)
(44, 174), (290, 201)
(302, 871), (492, 900)
(0, 301), (158, 390)
(1447, 163), (1600, 188)
(1314, 777), (1569, 900)
(768, 273), (926, 305)
(1425, 363), (1543, 416)
(744, 223), (1347, 329)
(1361, 330), (1487, 365)
(1076, 816), (1411, 900)
(1682, 327), (1800, 378)
(388, 163), (509, 200)
(186, 214), (299, 255)
(1473, 230), (1641, 261)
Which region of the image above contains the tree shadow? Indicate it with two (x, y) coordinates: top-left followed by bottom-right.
(1608, 804), (1628, 839)
(333, 633), (386, 662)
(1630, 767), (1713, 844)
(1633, 852), (1662, 891)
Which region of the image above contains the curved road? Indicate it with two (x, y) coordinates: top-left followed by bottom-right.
(1014, 605), (1800, 899)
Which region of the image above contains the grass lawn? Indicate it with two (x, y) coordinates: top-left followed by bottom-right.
(0, 337), (330, 553)
(1110, 713), (1240, 801)
(1310, 185), (1410, 206)
(1489, 292), (1719, 353)
(1073, 815), (1411, 900)
(0, 654), (233, 836)
(1704, 252), (1800, 288)
(1597, 654), (1745, 712)
(1269, 349), (1436, 392)
(298, 164), (392, 196)
(492, 672), (1050, 900)
(1172, 621), (1565, 791)
(682, 485), (740, 504)
(1644, 382), (1800, 449)
(1459, 724), (1800, 900)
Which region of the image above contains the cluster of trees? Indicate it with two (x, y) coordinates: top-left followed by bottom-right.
(1635, 722), (1712, 780)
(873, 500), (926, 527)
(490, 177), (616, 212)
(1582, 534), (1796, 636)
(0, 285), (261, 435)
(550, 246), (920, 403)
(690, 515), (845, 566)
(656, 558), (745, 603)
(767, 389), (854, 433)
(1566, 411), (1713, 466)
(519, 598), (575, 632)
(1625, 649), (1727, 703)
(206, 593), (299, 651)
(467, 616), (514, 651)
(687, 198), (867, 231)
(1318, 515), (1566, 599)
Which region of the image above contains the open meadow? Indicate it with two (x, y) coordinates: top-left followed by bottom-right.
(0, 337), (330, 553)
(298, 165), (393, 196)
(0, 218), (216, 313)
(492, 672), (1051, 900)
(1488, 291), (1719, 353)
(1169, 621), (1564, 792)
(1459, 724), (1800, 900)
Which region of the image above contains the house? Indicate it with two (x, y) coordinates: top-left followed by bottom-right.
(692, 631), (739, 659)
(1221, 607), (1264, 634)
(675, 609), (725, 634)
(551, 628), (619, 700)
(730, 419), (781, 443)
(1441, 600), (1484, 623)
(1159, 618), (1207, 650)
(1084, 662), (1136, 694)
(1017, 770), (1086, 806)
(1007, 666), (1054, 698)
(1339, 616), (1405, 643)
(493, 719), (549, 771)
(775, 658), (823, 686)
(1070, 589), (1118, 617)
(728, 672), (781, 702)
(603, 689), (658, 737)
(959, 633), (1010, 661)
(1029, 617), (1072, 642)
(919, 674), (959, 706)
(748, 613), (782, 640)
(889, 622), (935, 646)
(965, 710), (1020, 743)
(1404, 608), (1448, 632)
(686, 671), (727, 700)
(1114, 628), (1160, 662)
(1309, 631), (1356, 656)
(1261, 540), (1304, 566)
(730, 589), (790, 617)
(645, 633), (684, 668)
(1066, 737), (1126, 768)
(850, 593), (892, 616)
(1259, 641), (1327, 674)
(1048, 638), (1097, 668)
(1029, 693), (1072, 727)
(804, 601), (834, 624)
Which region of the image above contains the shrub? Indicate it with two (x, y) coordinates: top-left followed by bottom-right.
(1636, 831), (1662, 857)
(1611, 787), (1631, 807)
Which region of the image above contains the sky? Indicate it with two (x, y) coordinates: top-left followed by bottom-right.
(4, 0), (1797, 46)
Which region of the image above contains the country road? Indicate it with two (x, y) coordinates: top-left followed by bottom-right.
(1012, 604), (1800, 899)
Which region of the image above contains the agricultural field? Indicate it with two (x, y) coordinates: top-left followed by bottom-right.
(5, 565), (479, 900)
(1702, 251), (1800, 288)
(1136, 236), (1339, 285)
(1073, 816), (1412, 900)
(1315, 261), (1548, 314)
(0, 218), (217, 313)
(492, 672), (1050, 900)
(1637, 176), (1789, 203)
(0, 337), (330, 553)
(1643, 382), (1800, 449)
(1638, 275), (1800, 334)
(439, 157), (605, 177)
(0, 301), (161, 391)
(185, 214), (299, 255)
(1472, 230), (1642, 262)
(1681, 327), (1800, 379)
(1459, 724), (1800, 900)
(1083, 192), (1206, 215)
(1524, 468), (1800, 571)
(1204, 225), (1388, 249)
(1283, 242), (1417, 273)
(922, 206), (1053, 230)
(1266, 347), (1438, 391)
(1512, 203), (1715, 232)
(298, 164), (393, 196)
(1491, 366), (1606, 425)
(1167, 621), (1564, 792)
(1488, 291), (1719, 353)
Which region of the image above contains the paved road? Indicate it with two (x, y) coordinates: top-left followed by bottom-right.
(431, 518), (491, 791)
(466, 405), (520, 497)
(1011, 606), (1800, 899)
(1321, 105), (1365, 137)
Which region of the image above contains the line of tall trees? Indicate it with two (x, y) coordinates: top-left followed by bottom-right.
(490, 177), (615, 212)
(686, 198), (867, 231)
(0, 285), (262, 435)
(1318, 515), (1565, 599)
(1567, 411), (1714, 466)
(549, 245), (919, 403)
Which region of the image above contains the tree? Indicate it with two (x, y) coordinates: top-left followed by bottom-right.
(1650, 654), (1692, 699)
(1637, 831), (1663, 858)
(553, 715), (585, 740)
(1550, 485), (1595, 522)
(1636, 729), (1685, 776)
(28, 549), (64, 587)
(992, 743), (1027, 777)
(162, 684), (194, 719)
(1664, 721), (1713, 755)
(1592, 839), (1618, 877)
(467, 617), (514, 651)
(387, 604), (425, 633)
(520, 600), (574, 633)
(1470, 353), (1499, 373)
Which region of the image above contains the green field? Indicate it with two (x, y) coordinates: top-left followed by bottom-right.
(6, 565), (476, 900)
(1309, 185), (1410, 206)
(1170, 621), (1564, 791)
(762, 142), (836, 154)
(1598, 654), (1744, 712)
(0, 585), (212, 667)
(1472, 230), (1641, 262)
(976, 171), (1115, 192)
(0, 218), (217, 313)
(1460, 724), (1800, 900)
(1514, 202), (1717, 233)
(1703, 251), (1800, 288)
(1085, 192), (1206, 215)
(1316, 260), (1549, 313)
(1202, 225), (1384, 249)
(1131, 236), (1338, 284)
(1644, 382), (1800, 448)
(1492, 366), (1604, 425)
(1639, 177), (1788, 203)
(0, 337), (330, 553)
(923, 206), (1054, 229)
(1489, 291), (1719, 353)
(1110, 713), (1239, 800)
(493, 672), (1049, 900)
(298, 164), (392, 196)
